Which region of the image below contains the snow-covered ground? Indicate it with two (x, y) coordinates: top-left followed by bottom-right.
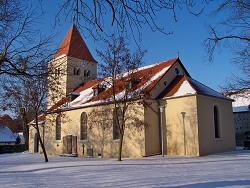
(1, 148), (250, 188)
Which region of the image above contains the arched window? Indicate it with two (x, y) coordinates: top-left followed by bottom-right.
(80, 112), (87, 140)
(84, 69), (87, 77)
(113, 107), (122, 140)
(74, 67), (81, 75)
(56, 115), (61, 140)
(214, 105), (221, 138)
(87, 70), (91, 77)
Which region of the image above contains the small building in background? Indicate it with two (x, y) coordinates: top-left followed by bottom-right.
(0, 125), (16, 145)
(227, 90), (250, 146)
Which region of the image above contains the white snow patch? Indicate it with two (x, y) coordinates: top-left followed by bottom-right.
(173, 80), (196, 97)
(0, 149), (250, 187)
(69, 87), (94, 108)
(136, 65), (171, 92)
(53, 54), (67, 61)
(231, 95), (250, 112)
(0, 126), (16, 142)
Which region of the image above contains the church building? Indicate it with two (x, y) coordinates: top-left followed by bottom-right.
(29, 25), (236, 158)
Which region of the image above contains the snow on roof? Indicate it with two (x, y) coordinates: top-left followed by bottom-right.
(0, 125), (16, 143)
(173, 80), (196, 97)
(159, 75), (232, 101)
(29, 113), (45, 125)
(187, 77), (232, 100)
(135, 65), (171, 93)
(52, 58), (178, 111)
(224, 89), (250, 112)
(14, 133), (24, 140)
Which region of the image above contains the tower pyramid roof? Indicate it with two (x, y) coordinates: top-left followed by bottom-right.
(53, 25), (97, 62)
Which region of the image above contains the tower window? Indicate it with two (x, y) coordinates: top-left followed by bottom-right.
(74, 67), (81, 75)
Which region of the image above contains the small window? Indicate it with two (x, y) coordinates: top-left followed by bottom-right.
(74, 67), (81, 75)
(84, 69), (87, 77)
(87, 70), (91, 77)
(163, 81), (168, 86)
(55, 68), (60, 77)
(175, 68), (179, 75)
(93, 89), (98, 96)
(214, 105), (221, 138)
(56, 115), (61, 140)
(80, 112), (87, 140)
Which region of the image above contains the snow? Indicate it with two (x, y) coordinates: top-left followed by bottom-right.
(224, 90), (250, 112)
(1, 148), (250, 187)
(69, 87), (94, 108)
(231, 96), (250, 113)
(173, 80), (196, 97)
(0, 125), (16, 142)
(135, 65), (171, 92)
(53, 54), (66, 61)
(187, 77), (231, 100)
(64, 64), (171, 109)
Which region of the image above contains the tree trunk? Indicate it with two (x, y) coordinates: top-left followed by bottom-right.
(35, 115), (48, 162)
(118, 133), (124, 161)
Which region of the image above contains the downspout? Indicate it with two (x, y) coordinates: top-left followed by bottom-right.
(157, 100), (167, 157)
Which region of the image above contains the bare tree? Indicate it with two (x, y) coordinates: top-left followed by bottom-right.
(204, 0), (250, 92)
(0, 0), (54, 77)
(1, 59), (49, 162)
(87, 36), (151, 161)
(55, 0), (211, 40)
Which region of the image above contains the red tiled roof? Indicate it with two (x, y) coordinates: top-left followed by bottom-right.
(53, 25), (97, 62)
(53, 58), (179, 109)
(158, 75), (186, 98)
(29, 113), (46, 125)
(0, 114), (20, 133)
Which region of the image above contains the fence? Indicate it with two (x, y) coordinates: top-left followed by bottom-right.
(0, 144), (26, 154)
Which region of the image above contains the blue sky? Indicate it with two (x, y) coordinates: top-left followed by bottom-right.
(41, 1), (237, 91)
(1, 1), (240, 117)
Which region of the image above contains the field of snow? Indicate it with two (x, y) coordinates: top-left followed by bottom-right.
(1, 148), (250, 188)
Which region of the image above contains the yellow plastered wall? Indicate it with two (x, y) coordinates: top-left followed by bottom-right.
(144, 101), (161, 155)
(47, 56), (67, 108)
(197, 95), (236, 156)
(29, 124), (45, 154)
(165, 95), (199, 156)
(43, 102), (146, 158)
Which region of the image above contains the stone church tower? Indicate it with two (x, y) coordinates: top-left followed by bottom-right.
(48, 25), (97, 107)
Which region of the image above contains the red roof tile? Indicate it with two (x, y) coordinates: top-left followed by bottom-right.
(53, 25), (97, 62)
(60, 58), (179, 108)
(0, 114), (20, 133)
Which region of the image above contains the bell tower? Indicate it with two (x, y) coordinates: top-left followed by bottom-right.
(48, 25), (97, 108)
